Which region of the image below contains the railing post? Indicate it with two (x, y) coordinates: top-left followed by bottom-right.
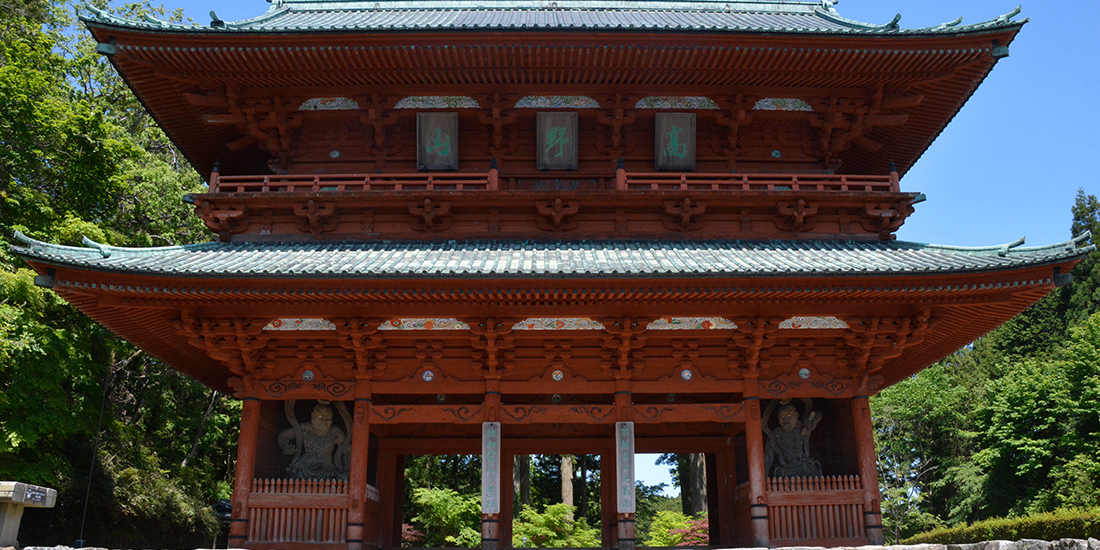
(209, 161), (220, 192)
(889, 161), (900, 193)
(615, 158), (627, 190)
(488, 159), (499, 191)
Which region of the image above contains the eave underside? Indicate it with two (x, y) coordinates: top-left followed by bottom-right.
(31, 262), (1068, 395)
(85, 25), (1019, 178)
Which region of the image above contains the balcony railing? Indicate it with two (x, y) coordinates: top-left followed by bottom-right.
(209, 168), (899, 194)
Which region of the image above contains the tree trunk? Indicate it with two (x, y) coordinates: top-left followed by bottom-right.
(577, 455), (588, 520)
(682, 453), (708, 517)
(181, 389), (221, 468)
(514, 455), (531, 510)
(561, 455), (574, 521)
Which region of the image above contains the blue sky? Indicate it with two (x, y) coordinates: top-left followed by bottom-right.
(143, 0), (1100, 249)
(108, 0), (1099, 493)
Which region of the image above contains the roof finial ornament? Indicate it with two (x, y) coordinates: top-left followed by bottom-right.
(885, 13), (901, 30)
(821, 0), (838, 13)
(996, 6), (1022, 24)
(141, 13), (167, 27)
(209, 11), (225, 28)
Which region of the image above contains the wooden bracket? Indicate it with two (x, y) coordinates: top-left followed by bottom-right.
(535, 198), (580, 231)
(775, 199), (819, 233)
(664, 198), (706, 231)
(408, 198), (452, 232)
(293, 200), (338, 235)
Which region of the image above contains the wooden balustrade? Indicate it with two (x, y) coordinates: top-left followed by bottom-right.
(765, 475), (867, 546)
(767, 474), (862, 492)
(621, 172), (898, 192)
(247, 478), (378, 544)
(208, 169), (898, 194)
(212, 171), (497, 193)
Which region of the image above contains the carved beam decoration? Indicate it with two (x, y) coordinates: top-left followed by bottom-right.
(729, 317), (781, 379)
(663, 198), (706, 232)
(595, 93), (638, 157)
(333, 318), (385, 379)
(355, 94), (401, 171)
(843, 309), (936, 390)
(808, 87), (922, 169)
(862, 200), (916, 238)
(199, 85), (304, 171)
(408, 198), (452, 232)
(775, 199), (819, 233)
(467, 318), (517, 377)
(535, 198), (580, 232)
(194, 199), (248, 241)
(713, 94), (756, 171)
(475, 92), (520, 158)
(172, 311), (271, 395)
(293, 200), (338, 235)
(599, 317), (653, 375)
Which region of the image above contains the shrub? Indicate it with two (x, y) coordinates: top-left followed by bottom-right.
(644, 510), (691, 546)
(512, 503), (600, 548)
(903, 507), (1100, 544)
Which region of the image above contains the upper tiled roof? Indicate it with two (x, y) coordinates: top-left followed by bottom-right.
(82, 1), (1025, 35)
(12, 232), (1089, 280)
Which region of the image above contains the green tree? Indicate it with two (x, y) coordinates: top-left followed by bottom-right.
(410, 487), (482, 547)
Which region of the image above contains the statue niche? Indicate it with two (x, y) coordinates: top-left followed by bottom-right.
(763, 398), (823, 478)
(278, 400), (352, 480)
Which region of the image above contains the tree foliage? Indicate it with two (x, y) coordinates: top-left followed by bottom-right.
(512, 503), (600, 548)
(0, 2), (230, 546)
(872, 189), (1100, 541)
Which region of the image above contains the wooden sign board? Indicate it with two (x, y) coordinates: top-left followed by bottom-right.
(654, 113), (696, 171)
(417, 112), (459, 171)
(616, 421), (636, 513)
(482, 421), (501, 514)
(536, 112), (578, 170)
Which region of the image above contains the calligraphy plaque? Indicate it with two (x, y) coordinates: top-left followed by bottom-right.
(536, 112), (578, 170)
(615, 421), (636, 513)
(654, 112), (696, 171)
(481, 421), (501, 514)
(417, 112), (459, 171)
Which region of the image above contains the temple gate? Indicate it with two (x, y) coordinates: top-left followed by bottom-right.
(15, 1), (1089, 549)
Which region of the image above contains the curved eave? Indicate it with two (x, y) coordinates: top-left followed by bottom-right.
(12, 233), (1091, 281)
(79, 6), (1026, 37)
(12, 233), (1089, 394)
(81, 20), (1021, 179)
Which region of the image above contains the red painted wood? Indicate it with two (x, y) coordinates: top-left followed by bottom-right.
(347, 397), (372, 549)
(231, 399), (262, 543)
(744, 395), (769, 547)
(853, 396), (885, 545)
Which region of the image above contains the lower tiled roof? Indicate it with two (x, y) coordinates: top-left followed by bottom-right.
(11, 233), (1090, 280)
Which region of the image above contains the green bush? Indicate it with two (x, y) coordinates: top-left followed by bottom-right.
(409, 487), (482, 547)
(903, 508), (1100, 544)
(512, 503), (600, 548)
(644, 510), (692, 546)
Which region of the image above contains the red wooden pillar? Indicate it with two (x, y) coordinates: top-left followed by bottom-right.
(744, 396), (769, 547)
(717, 425), (739, 546)
(599, 449), (617, 549)
(614, 383), (635, 550)
(705, 453), (720, 545)
(482, 382), (503, 550)
(347, 384), (372, 550)
(376, 449), (401, 548)
(229, 397), (261, 546)
(500, 451), (515, 549)
(853, 396), (884, 545)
